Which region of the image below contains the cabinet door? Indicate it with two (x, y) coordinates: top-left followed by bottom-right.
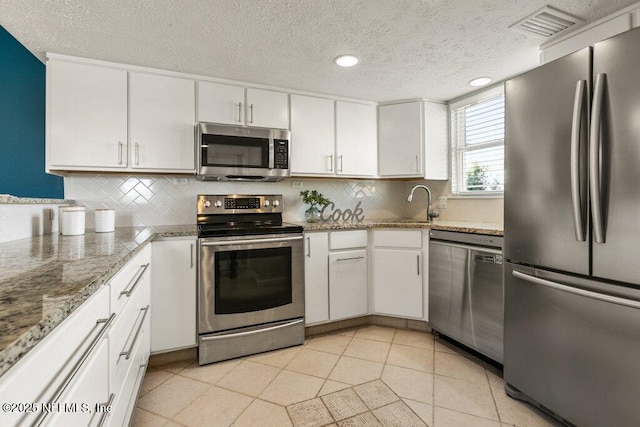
(290, 95), (335, 175)
(246, 88), (289, 129)
(423, 101), (448, 180)
(336, 101), (377, 176)
(48, 61), (128, 169)
(197, 81), (245, 125)
(329, 249), (368, 320)
(374, 249), (423, 318)
(304, 233), (329, 324)
(378, 102), (423, 177)
(129, 72), (195, 171)
(151, 239), (197, 353)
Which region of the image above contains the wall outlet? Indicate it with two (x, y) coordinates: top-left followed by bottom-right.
(291, 181), (303, 189)
(438, 196), (447, 210)
(172, 177), (189, 185)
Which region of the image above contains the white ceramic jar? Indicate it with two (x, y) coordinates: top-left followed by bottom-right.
(94, 209), (115, 233)
(59, 207), (86, 236)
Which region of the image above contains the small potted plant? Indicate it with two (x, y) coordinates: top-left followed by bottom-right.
(300, 190), (331, 223)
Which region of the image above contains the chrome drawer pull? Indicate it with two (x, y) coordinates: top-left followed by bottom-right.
(97, 393), (115, 427)
(34, 314), (115, 426)
(120, 263), (150, 298)
(336, 256), (365, 262)
(119, 305), (149, 361)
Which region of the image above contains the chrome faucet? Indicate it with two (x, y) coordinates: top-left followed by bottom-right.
(407, 184), (439, 222)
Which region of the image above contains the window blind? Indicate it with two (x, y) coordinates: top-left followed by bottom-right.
(451, 93), (505, 194)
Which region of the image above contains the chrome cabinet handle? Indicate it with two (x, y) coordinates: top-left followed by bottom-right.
(237, 102), (242, 122)
(118, 142), (123, 165)
(306, 237), (311, 258)
(34, 314), (115, 426)
(570, 80), (587, 242)
(120, 263), (150, 298)
(336, 256), (364, 262)
(190, 243), (194, 268)
(119, 306), (149, 360)
(338, 155), (343, 172)
(97, 393), (115, 427)
(513, 270), (640, 309)
(328, 154), (333, 172)
(249, 104), (254, 123)
(415, 155), (419, 173)
(417, 254), (420, 275)
(135, 142), (140, 166)
(589, 73), (606, 244)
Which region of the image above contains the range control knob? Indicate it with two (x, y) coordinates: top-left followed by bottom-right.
(263, 200), (271, 207)
(203, 200), (211, 208)
(214, 200), (222, 208)
(273, 200), (280, 207)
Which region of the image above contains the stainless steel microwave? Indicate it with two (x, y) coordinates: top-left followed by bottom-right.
(196, 123), (290, 181)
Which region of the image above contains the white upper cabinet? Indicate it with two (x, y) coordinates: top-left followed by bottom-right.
(335, 101), (377, 176)
(378, 102), (423, 177)
(48, 60), (128, 169)
(197, 83), (289, 129)
(246, 88), (289, 129)
(290, 94), (335, 175)
(197, 81), (245, 125)
(129, 72), (195, 171)
(378, 101), (448, 180)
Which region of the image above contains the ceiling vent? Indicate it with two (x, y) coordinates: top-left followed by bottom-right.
(509, 6), (584, 39)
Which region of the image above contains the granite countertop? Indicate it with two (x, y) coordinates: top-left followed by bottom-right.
(295, 218), (503, 236)
(0, 225), (196, 377)
(0, 195), (76, 205)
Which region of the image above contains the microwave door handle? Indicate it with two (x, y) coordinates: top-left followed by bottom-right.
(269, 140), (275, 168)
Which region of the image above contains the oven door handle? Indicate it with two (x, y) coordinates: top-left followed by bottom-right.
(201, 235), (303, 246)
(200, 318), (304, 342)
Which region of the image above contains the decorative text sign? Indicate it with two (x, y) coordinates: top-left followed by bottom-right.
(320, 201), (365, 222)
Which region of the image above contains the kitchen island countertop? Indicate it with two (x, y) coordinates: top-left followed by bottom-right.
(0, 225), (195, 377)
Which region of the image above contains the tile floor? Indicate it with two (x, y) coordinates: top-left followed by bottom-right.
(133, 326), (563, 427)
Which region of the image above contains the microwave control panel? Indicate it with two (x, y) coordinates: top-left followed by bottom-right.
(274, 140), (289, 169)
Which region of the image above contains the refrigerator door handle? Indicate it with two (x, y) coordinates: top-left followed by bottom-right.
(590, 73), (606, 244)
(570, 80), (587, 242)
(513, 270), (640, 310)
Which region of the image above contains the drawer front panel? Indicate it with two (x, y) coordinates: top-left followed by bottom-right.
(329, 230), (368, 250)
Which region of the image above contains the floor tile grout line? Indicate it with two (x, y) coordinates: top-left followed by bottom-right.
(484, 362), (504, 424)
(431, 332), (436, 427)
(431, 402), (505, 424)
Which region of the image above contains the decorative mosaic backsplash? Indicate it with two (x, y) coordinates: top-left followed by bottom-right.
(64, 175), (413, 228)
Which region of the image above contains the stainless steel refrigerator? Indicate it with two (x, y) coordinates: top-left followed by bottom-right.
(504, 26), (640, 426)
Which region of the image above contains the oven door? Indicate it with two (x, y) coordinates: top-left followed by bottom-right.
(198, 233), (304, 333)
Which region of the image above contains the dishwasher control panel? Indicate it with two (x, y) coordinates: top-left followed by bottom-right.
(429, 229), (503, 249)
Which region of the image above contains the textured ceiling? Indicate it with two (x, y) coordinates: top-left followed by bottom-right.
(1, 0), (637, 102)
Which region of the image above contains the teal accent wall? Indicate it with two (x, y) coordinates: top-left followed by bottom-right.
(0, 26), (63, 198)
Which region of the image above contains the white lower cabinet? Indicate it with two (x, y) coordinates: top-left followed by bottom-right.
(329, 249), (368, 320)
(0, 286), (111, 427)
(151, 238), (197, 353)
(373, 230), (425, 319)
(304, 232), (329, 324)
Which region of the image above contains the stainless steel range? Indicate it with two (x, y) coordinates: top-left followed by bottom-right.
(196, 194), (305, 365)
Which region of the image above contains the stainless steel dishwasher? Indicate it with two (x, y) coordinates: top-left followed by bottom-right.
(429, 230), (504, 363)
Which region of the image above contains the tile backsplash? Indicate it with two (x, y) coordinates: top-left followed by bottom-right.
(64, 175), (412, 228)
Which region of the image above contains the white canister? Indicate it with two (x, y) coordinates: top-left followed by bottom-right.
(59, 207), (86, 236)
(94, 209), (115, 233)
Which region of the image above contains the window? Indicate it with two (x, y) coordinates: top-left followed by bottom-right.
(450, 87), (505, 195)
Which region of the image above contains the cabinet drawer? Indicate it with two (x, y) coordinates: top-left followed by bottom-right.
(108, 326), (147, 427)
(0, 286), (110, 427)
(329, 230), (368, 250)
(373, 230), (422, 248)
(109, 275), (150, 397)
(109, 245), (151, 315)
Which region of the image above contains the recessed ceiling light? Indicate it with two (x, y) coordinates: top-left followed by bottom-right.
(468, 77), (492, 87)
(334, 55), (359, 67)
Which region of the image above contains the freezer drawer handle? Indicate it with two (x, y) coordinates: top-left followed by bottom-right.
(589, 73), (606, 244)
(513, 270), (640, 310)
(570, 79), (587, 242)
